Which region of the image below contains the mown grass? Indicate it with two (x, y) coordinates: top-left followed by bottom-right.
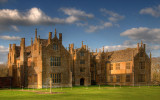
(0, 85), (160, 100)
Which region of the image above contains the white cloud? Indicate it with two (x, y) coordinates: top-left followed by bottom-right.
(0, 0), (8, 3)
(0, 45), (8, 64)
(100, 8), (125, 22)
(86, 22), (112, 32)
(120, 27), (160, 44)
(140, 5), (160, 17)
(0, 45), (8, 53)
(85, 8), (124, 33)
(103, 41), (136, 52)
(0, 35), (21, 40)
(60, 8), (94, 19)
(0, 7), (94, 32)
(11, 25), (19, 31)
(76, 22), (88, 27)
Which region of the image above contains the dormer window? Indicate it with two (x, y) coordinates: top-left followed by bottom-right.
(53, 44), (58, 50)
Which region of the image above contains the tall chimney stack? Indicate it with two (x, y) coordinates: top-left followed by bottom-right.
(137, 43), (139, 52)
(48, 32), (52, 44)
(9, 44), (11, 52)
(143, 44), (146, 52)
(59, 33), (62, 44)
(35, 28), (37, 39)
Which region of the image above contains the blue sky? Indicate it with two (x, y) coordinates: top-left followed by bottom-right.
(0, 0), (160, 63)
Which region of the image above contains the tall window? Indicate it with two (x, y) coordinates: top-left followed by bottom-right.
(53, 44), (58, 50)
(116, 75), (120, 82)
(116, 63), (120, 70)
(110, 75), (113, 82)
(126, 62), (130, 69)
(80, 52), (84, 56)
(138, 74), (145, 82)
(50, 57), (61, 67)
(139, 62), (145, 69)
(51, 73), (61, 83)
(80, 60), (85, 64)
(126, 74), (130, 82)
(110, 64), (113, 70)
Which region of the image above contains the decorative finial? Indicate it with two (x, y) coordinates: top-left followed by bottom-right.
(35, 28), (37, 38)
(103, 46), (104, 52)
(141, 40), (143, 47)
(82, 41), (83, 47)
(55, 28), (57, 35)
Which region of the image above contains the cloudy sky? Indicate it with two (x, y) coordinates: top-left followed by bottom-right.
(0, 0), (160, 63)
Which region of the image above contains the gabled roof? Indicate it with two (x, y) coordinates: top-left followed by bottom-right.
(40, 39), (48, 46)
(107, 48), (138, 62)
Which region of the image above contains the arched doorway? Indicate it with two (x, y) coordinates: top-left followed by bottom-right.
(80, 78), (84, 85)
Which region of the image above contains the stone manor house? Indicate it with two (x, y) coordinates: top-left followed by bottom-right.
(8, 29), (151, 88)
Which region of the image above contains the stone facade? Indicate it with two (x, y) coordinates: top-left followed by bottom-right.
(8, 29), (151, 88)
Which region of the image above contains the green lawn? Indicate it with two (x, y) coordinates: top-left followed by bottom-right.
(0, 86), (160, 100)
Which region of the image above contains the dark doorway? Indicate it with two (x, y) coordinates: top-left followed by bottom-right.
(80, 78), (84, 85)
